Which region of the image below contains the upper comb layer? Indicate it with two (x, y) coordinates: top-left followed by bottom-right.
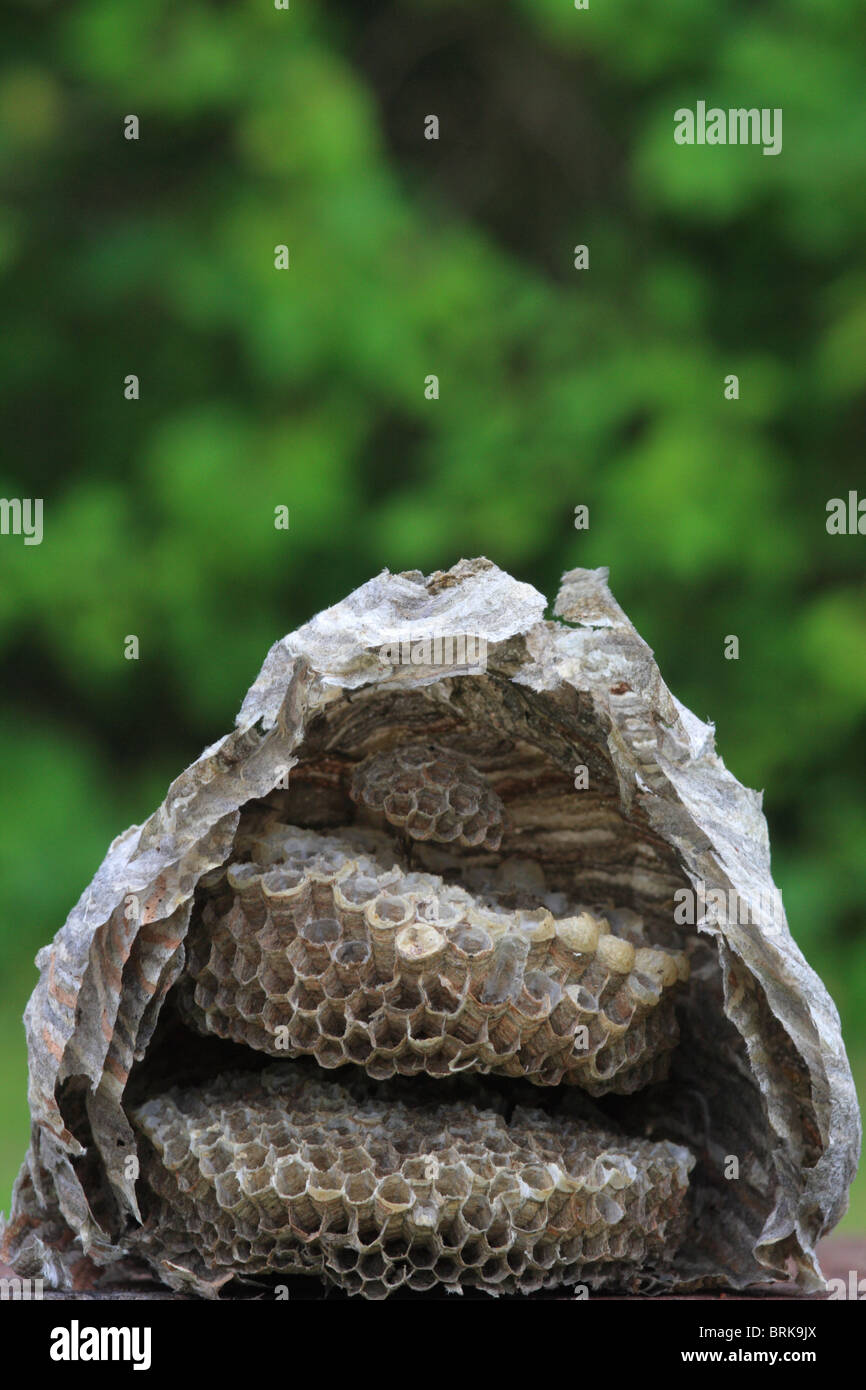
(177, 824), (688, 1095)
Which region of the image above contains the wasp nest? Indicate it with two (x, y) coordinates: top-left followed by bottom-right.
(1, 561), (859, 1301)
(177, 820), (688, 1094)
(129, 1063), (693, 1298)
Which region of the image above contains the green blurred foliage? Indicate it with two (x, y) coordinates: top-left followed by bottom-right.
(0, 0), (863, 1227)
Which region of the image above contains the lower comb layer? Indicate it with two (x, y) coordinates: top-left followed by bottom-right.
(129, 1063), (695, 1299)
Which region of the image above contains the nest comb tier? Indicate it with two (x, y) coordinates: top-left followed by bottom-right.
(176, 819), (689, 1094)
(128, 1063), (694, 1299)
(1, 561), (858, 1301)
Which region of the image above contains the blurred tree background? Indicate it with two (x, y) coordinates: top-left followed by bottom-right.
(0, 0), (863, 1228)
